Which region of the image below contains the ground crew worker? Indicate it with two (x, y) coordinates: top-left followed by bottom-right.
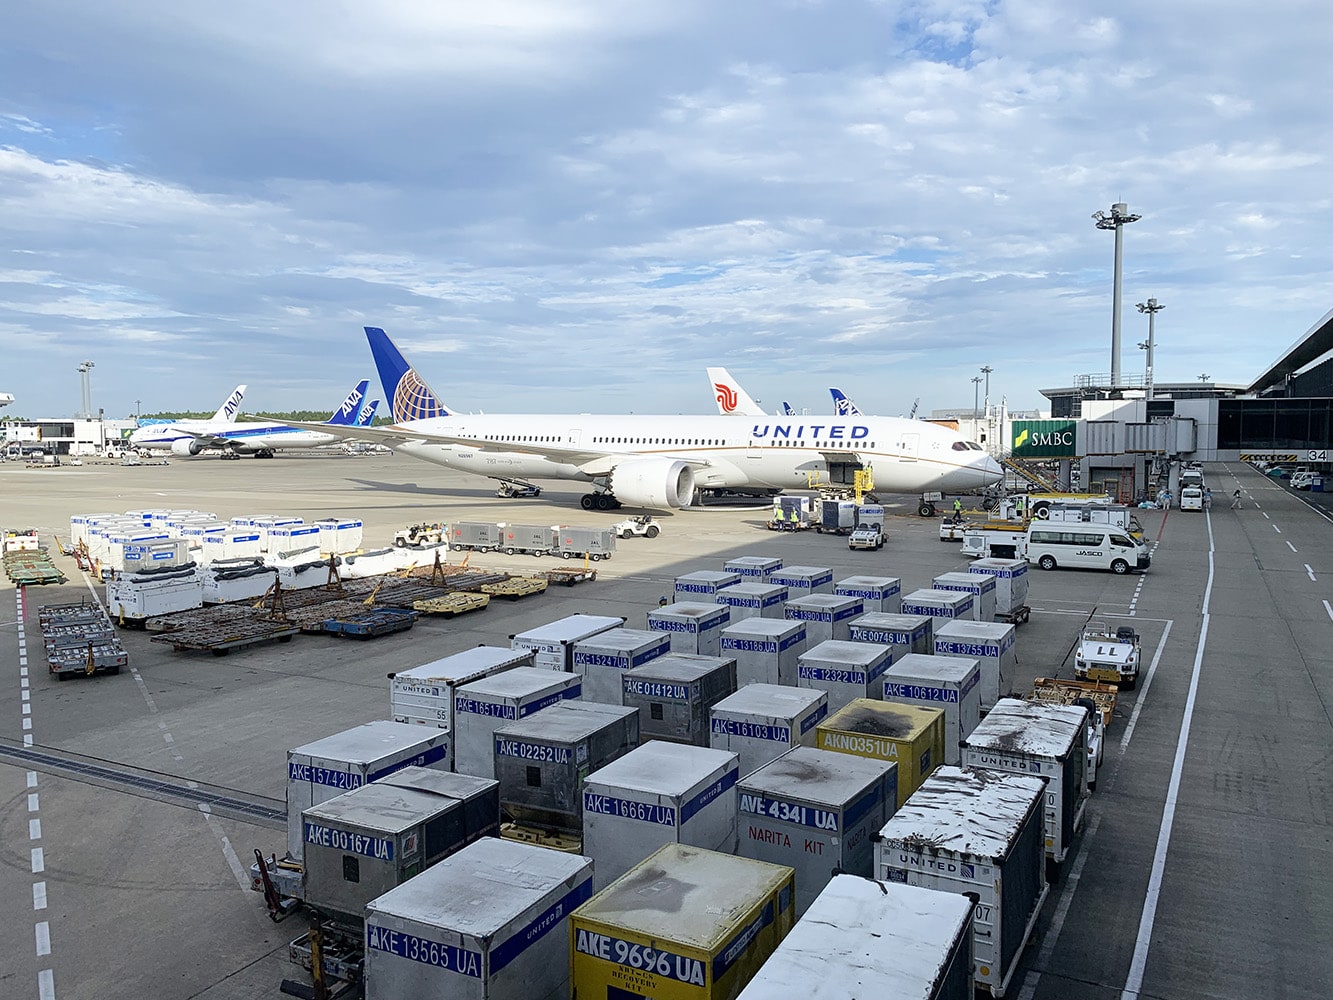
(1230, 489), (1242, 509)
(954, 497), (963, 517)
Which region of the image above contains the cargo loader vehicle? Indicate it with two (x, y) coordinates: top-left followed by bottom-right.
(1074, 620), (1141, 689)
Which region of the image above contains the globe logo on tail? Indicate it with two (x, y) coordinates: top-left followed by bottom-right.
(715, 383), (739, 413)
(393, 370), (445, 421)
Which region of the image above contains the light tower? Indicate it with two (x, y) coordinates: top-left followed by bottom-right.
(970, 375), (983, 434)
(980, 365), (993, 414)
(1135, 297), (1164, 400)
(76, 360), (96, 418)
(1092, 203), (1142, 387)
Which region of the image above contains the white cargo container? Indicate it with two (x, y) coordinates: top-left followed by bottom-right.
(622, 654), (737, 747)
(768, 564), (834, 597)
(932, 571), (997, 623)
(452, 668), (583, 778)
(724, 555), (783, 580)
(582, 742), (740, 889)
(269, 523), (321, 556)
(713, 581), (788, 621)
(709, 685), (828, 776)
(834, 575), (902, 614)
(390, 646), (536, 730)
(737, 874), (975, 1000)
(317, 517), (364, 554)
(178, 521), (229, 547)
(901, 588), (974, 633)
(848, 612), (934, 658)
(103, 530), (171, 573)
(105, 566), (204, 623)
(510, 614), (627, 672)
(363, 838), (592, 1000)
(118, 538), (191, 572)
(199, 560), (277, 603)
(70, 513), (121, 547)
(934, 619), (1017, 711)
(970, 557), (1030, 614)
(285, 721), (452, 861)
(962, 699), (1089, 871)
(674, 569), (742, 601)
(199, 531), (263, 564)
(720, 618), (807, 686)
(253, 516), (304, 550)
(875, 766), (1049, 998)
(739, 747), (896, 914)
(882, 653), (982, 766)
(796, 640), (894, 713)
(647, 602), (731, 657)
(570, 628), (671, 704)
(784, 593), (864, 644)
(493, 702), (639, 832)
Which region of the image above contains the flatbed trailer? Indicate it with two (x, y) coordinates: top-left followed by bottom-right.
(150, 606), (300, 656)
(996, 604), (1031, 625)
(544, 567), (598, 587)
(480, 576), (549, 600)
(320, 608), (419, 638)
(1029, 676), (1118, 726)
(412, 592), (491, 616)
(48, 639), (128, 678)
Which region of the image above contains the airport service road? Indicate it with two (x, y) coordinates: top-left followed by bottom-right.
(0, 455), (1327, 999)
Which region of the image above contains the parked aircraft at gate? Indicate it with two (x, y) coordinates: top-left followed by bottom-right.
(286, 328), (1002, 511)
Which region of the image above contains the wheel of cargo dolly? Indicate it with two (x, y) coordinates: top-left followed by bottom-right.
(1111, 559), (1130, 575)
(562, 551), (573, 560)
(505, 547), (516, 555)
(590, 553), (602, 562)
(1038, 555), (1057, 571)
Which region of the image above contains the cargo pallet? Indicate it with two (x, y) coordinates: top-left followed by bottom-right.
(997, 604), (1031, 625)
(412, 592), (490, 616)
(481, 576), (549, 600)
(150, 608), (300, 656)
(3, 548), (66, 585)
(319, 608), (418, 639)
(544, 567), (597, 587)
(499, 821), (583, 853)
(36, 599), (127, 679)
(1029, 676), (1117, 726)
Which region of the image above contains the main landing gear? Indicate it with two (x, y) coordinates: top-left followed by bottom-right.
(580, 493), (622, 511)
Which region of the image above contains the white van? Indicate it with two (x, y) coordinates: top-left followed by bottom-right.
(1290, 471), (1315, 490)
(1179, 487), (1204, 511)
(1027, 526), (1151, 575)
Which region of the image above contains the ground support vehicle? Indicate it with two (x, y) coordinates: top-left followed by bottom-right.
(1026, 525), (1151, 575)
(319, 607), (418, 638)
(848, 522), (885, 550)
(1074, 620), (1141, 689)
(553, 525), (616, 560)
(613, 514), (660, 538)
(495, 478), (542, 498)
(1025, 491), (1115, 518)
(392, 522), (446, 548)
(39, 600), (128, 679)
(938, 515), (968, 542)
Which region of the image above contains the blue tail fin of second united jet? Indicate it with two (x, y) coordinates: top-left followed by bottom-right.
(326, 380), (371, 425)
(365, 327), (451, 422)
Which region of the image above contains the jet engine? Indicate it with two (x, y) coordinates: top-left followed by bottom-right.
(609, 458), (696, 509)
(171, 438), (205, 456)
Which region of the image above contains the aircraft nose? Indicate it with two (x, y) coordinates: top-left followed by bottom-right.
(982, 455), (1003, 482)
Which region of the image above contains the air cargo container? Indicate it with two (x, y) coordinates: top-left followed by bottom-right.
(102, 530), (171, 573)
(452, 668), (583, 778)
(70, 513), (121, 547)
(783, 593), (864, 644)
(796, 640), (894, 714)
(874, 766), (1049, 998)
(816, 699), (944, 809)
(848, 612), (934, 658)
(510, 614), (627, 671)
(390, 646), (535, 730)
(901, 589), (974, 633)
(105, 566), (204, 624)
(199, 559), (277, 603)
(713, 581), (788, 621)
(932, 571), (997, 623)
(720, 618), (807, 687)
(178, 522), (229, 550)
(317, 517), (364, 554)
(647, 602), (731, 657)
(285, 721), (452, 861)
(818, 498), (857, 533)
(834, 575), (902, 614)
(449, 520), (507, 552)
(724, 555), (782, 580)
(882, 653), (982, 766)
(300, 768), (499, 923)
(738, 747), (895, 914)
(571, 844), (795, 1000)
(497, 523), (558, 555)
(198, 531), (263, 564)
(709, 686), (828, 777)
(934, 619), (1017, 711)
(363, 838), (592, 1000)
(571, 628), (671, 704)
(553, 525), (616, 560)
(118, 538), (191, 572)
(622, 654), (737, 747)
(582, 742), (740, 890)
(674, 569), (742, 601)
(266, 522), (319, 556)
(768, 565), (833, 597)
(962, 699), (1089, 873)
(493, 702), (639, 833)
(737, 875), (975, 1000)
(969, 557), (1029, 614)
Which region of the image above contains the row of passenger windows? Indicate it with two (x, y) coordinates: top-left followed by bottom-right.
(591, 437), (727, 446)
(478, 434), (889, 450)
(1030, 530), (1133, 547)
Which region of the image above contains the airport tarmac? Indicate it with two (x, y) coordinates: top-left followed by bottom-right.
(1, 454), (1330, 999)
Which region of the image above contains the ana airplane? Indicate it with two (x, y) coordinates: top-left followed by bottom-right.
(830, 387), (864, 416)
(286, 327), (1002, 511)
(130, 381), (374, 458)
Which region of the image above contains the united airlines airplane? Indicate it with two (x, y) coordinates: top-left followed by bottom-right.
(288, 328), (1001, 511)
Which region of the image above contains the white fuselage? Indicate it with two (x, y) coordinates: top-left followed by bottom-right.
(387, 413), (1001, 494)
(130, 421), (339, 452)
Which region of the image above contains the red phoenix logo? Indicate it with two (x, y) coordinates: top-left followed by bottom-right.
(715, 383), (738, 412)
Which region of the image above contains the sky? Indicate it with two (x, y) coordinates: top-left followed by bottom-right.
(1, 0), (1330, 420)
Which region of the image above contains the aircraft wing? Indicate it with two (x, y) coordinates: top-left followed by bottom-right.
(174, 430), (246, 451)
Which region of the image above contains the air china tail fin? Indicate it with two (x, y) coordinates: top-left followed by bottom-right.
(781, 401), (795, 416)
(357, 399), (380, 427)
(365, 327), (452, 421)
(706, 367), (768, 417)
(325, 380), (371, 425)
(212, 385), (247, 422)
(830, 387), (863, 416)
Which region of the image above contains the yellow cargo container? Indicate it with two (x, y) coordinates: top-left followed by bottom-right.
(571, 843), (795, 1000)
(815, 700), (945, 808)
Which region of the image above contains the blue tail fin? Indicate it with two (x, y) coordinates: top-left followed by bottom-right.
(326, 380), (370, 425)
(830, 387), (862, 417)
(365, 327), (450, 421)
(357, 400), (380, 427)
(781, 401), (795, 416)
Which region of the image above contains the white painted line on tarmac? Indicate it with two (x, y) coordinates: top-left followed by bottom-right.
(1286, 541), (1297, 553)
(1263, 512), (1270, 520)
(28, 793), (38, 812)
(1273, 524), (1282, 534)
(198, 804), (251, 891)
(1324, 600), (1333, 622)
(38, 968), (55, 1000)
(30, 847), (44, 874)
(23, 734), (33, 747)
(35, 921), (50, 956)
(1119, 620), (1174, 754)
(130, 667), (160, 715)
(1307, 564), (1317, 582)
(32, 882), (46, 910)
(1121, 507), (1215, 1000)
(27, 771), (37, 788)
(29, 819), (41, 840)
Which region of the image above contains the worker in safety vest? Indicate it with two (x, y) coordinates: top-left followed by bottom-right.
(953, 497), (963, 518)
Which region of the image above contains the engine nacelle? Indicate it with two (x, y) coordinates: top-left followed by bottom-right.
(610, 458), (696, 510)
(171, 438), (205, 457)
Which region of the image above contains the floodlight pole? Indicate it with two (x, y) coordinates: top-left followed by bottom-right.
(1135, 297), (1164, 400)
(1093, 203), (1142, 387)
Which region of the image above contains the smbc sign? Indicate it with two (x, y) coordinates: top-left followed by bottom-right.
(1011, 420), (1077, 458)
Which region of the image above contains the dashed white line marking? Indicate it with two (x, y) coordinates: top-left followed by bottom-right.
(198, 804), (250, 890)
(1287, 541), (1297, 553)
(35, 921), (50, 956)
(29, 819), (41, 840)
(1273, 524), (1282, 534)
(32, 882), (46, 910)
(22, 702), (31, 715)
(1324, 600), (1333, 623)
(28, 793), (39, 812)
(30, 847), (44, 873)
(1263, 512), (1271, 520)
(22, 716), (32, 730)
(27, 771), (37, 788)
(1307, 564), (1317, 582)
(23, 734), (33, 748)
(38, 969), (55, 1000)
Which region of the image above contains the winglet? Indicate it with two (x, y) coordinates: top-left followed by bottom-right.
(706, 367), (768, 417)
(212, 385), (247, 422)
(365, 327), (451, 421)
(830, 387), (863, 416)
(326, 380), (371, 425)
